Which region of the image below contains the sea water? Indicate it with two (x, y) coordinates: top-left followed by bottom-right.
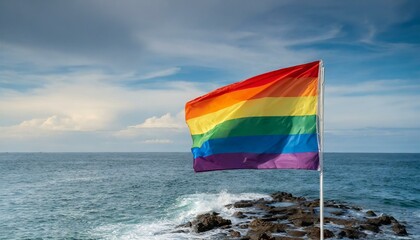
(0, 153), (419, 239)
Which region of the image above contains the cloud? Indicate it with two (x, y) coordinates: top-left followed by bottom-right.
(325, 80), (420, 132)
(138, 67), (181, 80)
(0, 71), (203, 141)
(19, 115), (89, 131)
(326, 80), (420, 95)
(0, 115), (102, 139)
(115, 111), (187, 139)
(129, 113), (185, 129)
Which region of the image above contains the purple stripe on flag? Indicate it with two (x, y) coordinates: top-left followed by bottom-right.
(193, 152), (319, 172)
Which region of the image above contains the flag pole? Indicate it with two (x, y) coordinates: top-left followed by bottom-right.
(318, 60), (325, 240)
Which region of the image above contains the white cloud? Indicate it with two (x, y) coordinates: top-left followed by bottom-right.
(0, 114), (103, 139)
(325, 80), (420, 132)
(129, 113), (185, 129)
(138, 67), (181, 80)
(0, 71), (204, 141)
(327, 80), (420, 95)
(19, 115), (88, 131)
(115, 111), (187, 139)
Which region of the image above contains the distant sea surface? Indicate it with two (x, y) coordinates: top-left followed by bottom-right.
(0, 153), (419, 239)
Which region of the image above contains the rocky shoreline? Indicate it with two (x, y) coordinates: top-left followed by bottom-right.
(175, 192), (408, 239)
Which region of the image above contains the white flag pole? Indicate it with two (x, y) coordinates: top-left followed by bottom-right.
(318, 60), (325, 240)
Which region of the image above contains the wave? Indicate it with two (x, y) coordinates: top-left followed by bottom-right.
(90, 191), (270, 240)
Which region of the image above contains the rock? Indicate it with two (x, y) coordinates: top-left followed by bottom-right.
(366, 215), (394, 226)
(301, 200), (319, 208)
(288, 213), (317, 227)
(267, 207), (290, 215)
(286, 230), (306, 237)
(255, 203), (273, 211)
(274, 237), (303, 240)
(191, 212), (231, 233)
(271, 192), (305, 202)
(261, 216), (282, 222)
(330, 210), (345, 216)
(239, 224), (249, 229)
(366, 210), (376, 217)
(230, 230), (241, 237)
(337, 228), (367, 239)
(256, 198), (270, 204)
(306, 227), (334, 239)
(359, 224), (380, 233)
(233, 211), (247, 218)
(246, 231), (275, 240)
(234, 200), (255, 208)
(392, 223), (408, 236)
(249, 219), (287, 233)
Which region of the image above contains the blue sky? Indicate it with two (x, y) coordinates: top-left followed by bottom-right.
(0, 0), (419, 152)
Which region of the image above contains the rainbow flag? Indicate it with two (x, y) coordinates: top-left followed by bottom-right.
(185, 61), (322, 172)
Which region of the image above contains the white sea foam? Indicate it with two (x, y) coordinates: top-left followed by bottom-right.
(91, 191), (270, 240)
(170, 190), (270, 222)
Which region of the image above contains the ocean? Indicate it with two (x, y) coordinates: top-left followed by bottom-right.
(0, 153), (419, 239)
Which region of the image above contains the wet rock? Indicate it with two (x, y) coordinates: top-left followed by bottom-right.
(392, 222), (408, 236)
(366, 215), (394, 226)
(288, 213), (317, 227)
(246, 231), (275, 240)
(330, 210), (345, 216)
(234, 200), (255, 208)
(271, 192), (305, 202)
(366, 210), (376, 217)
(261, 216), (282, 222)
(274, 237), (303, 240)
(301, 200), (319, 208)
(286, 230), (306, 237)
(337, 228), (367, 239)
(230, 230), (241, 237)
(191, 212), (231, 233)
(249, 219), (287, 233)
(306, 227), (334, 239)
(359, 223), (380, 233)
(255, 203), (273, 211)
(239, 224), (249, 229)
(268, 207), (290, 215)
(256, 198), (270, 204)
(233, 211), (247, 218)
(324, 200), (351, 210)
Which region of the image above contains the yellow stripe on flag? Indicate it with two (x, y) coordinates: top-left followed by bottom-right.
(187, 96), (318, 135)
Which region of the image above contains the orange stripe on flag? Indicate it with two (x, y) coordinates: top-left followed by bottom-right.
(186, 77), (318, 120)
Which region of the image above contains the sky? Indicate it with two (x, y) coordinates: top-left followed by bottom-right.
(0, 0), (419, 152)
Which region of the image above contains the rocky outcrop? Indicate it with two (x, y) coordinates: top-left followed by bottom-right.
(176, 192), (409, 239)
(190, 212), (232, 233)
